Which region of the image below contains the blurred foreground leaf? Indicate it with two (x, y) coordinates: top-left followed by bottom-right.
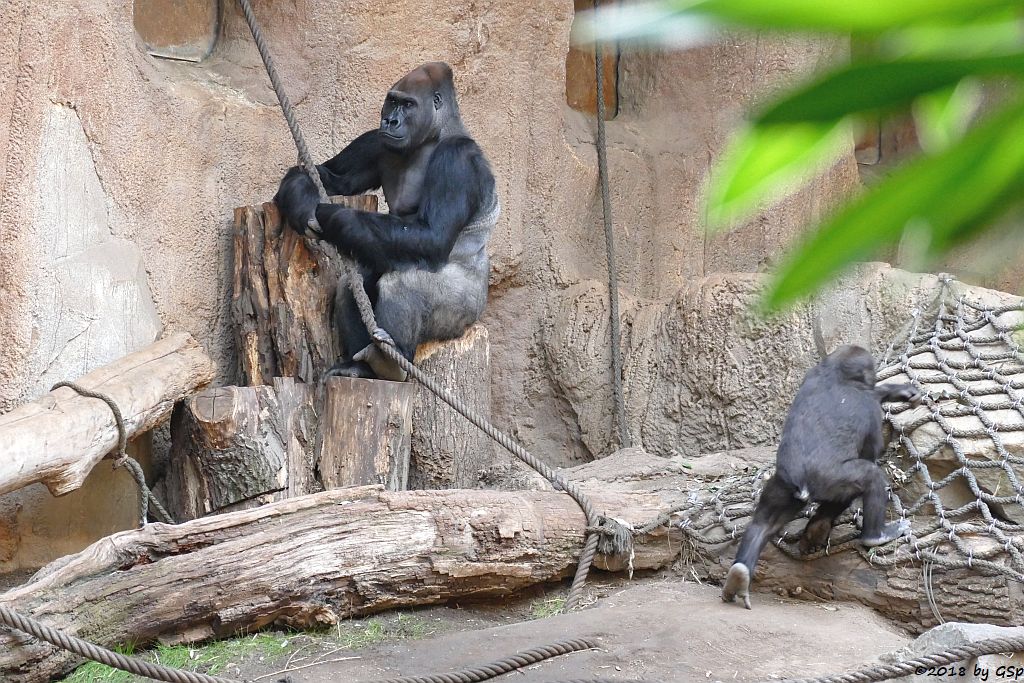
(757, 53), (1024, 124)
(579, 0), (1023, 40)
(912, 80), (984, 152)
(705, 120), (851, 229)
(763, 98), (1024, 311)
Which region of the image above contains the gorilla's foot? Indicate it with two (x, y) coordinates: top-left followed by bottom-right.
(721, 563), (752, 610)
(324, 360), (376, 380)
(861, 519), (911, 547)
(353, 344), (408, 382)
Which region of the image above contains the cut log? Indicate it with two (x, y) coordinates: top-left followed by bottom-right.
(0, 333), (214, 497)
(410, 324), (502, 489)
(164, 376), (413, 520)
(0, 485), (673, 682)
(233, 196), (377, 385)
(163, 382), (303, 521)
(318, 376), (414, 491)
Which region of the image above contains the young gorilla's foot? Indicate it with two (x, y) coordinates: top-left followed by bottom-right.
(799, 518), (833, 555)
(353, 344), (408, 382)
(721, 562), (752, 610)
(860, 519), (911, 547)
(323, 360), (377, 379)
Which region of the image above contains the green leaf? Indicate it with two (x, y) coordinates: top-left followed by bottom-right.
(913, 79), (983, 152)
(881, 11), (1024, 58)
(763, 98), (1024, 311)
(704, 120), (851, 230)
(576, 1), (1023, 45)
(757, 53), (1024, 124)
(683, 0), (1024, 33)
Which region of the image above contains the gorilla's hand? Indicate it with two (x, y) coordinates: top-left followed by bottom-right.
(314, 204), (354, 244)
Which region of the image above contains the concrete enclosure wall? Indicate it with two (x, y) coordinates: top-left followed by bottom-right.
(0, 0), (1018, 572)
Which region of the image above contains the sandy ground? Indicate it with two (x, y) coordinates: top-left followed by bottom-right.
(229, 577), (910, 683)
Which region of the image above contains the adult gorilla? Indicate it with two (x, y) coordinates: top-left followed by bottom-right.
(274, 62), (499, 381)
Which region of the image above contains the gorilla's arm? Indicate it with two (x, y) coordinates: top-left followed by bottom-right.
(273, 131), (384, 233)
(314, 137), (494, 271)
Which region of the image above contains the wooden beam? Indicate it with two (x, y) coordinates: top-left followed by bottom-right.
(0, 333), (214, 497)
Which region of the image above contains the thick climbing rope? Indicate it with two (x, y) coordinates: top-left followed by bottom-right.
(0, 604), (235, 683)
(50, 381), (175, 526)
(592, 1), (630, 450)
(233, 0), (621, 611)
(771, 635), (1024, 683)
(0, 602), (594, 683)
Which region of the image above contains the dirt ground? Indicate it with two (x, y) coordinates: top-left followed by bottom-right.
(209, 576), (909, 683)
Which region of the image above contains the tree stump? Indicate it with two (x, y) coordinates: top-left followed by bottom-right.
(165, 376), (413, 520)
(410, 324), (502, 489)
(318, 376), (414, 491)
(231, 198), (504, 493)
(232, 195), (377, 385)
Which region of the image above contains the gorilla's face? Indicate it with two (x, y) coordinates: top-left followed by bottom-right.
(379, 74), (442, 153)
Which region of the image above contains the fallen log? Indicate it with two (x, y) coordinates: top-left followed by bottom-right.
(0, 485), (674, 682)
(5, 450), (1019, 681)
(0, 333), (215, 497)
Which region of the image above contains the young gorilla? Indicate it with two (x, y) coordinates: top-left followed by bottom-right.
(274, 62), (499, 381)
(721, 345), (920, 610)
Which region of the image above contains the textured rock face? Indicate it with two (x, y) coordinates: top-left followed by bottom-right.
(543, 263), (948, 461)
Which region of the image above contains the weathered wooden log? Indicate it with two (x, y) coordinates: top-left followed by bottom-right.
(2, 449), (1022, 681)
(164, 376), (413, 520)
(232, 196), (377, 385)
(0, 333), (214, 497)
(0, 484), (673, 682)
(410, 324), (502, 489)
(318, 376), (414, 491)
(163, 381), (305, 520)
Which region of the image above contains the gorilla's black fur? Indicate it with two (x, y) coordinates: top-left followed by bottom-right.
(722, 345), (920, 609)
(274, 62), (498, 381)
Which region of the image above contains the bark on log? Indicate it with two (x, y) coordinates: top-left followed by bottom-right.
(0, 333), (214, 497)
(6, 450), (1012, 681)
(164, 377), (413, 520)
(233, 196), (377, 385)
(410, 324), (501, 489)
(318, 376), (414, 491)
(0, 485), (672, 682)
(163, 382), (303, 520)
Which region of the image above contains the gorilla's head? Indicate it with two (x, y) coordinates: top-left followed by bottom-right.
(379, 62), (462, 153)
(830, 344), (876, 388)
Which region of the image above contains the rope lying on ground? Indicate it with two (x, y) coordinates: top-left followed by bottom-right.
(0, 604), (234, 683)
(0, 602), (596, 683)
(50, 381), (175, 526)
(772, 635), (1024, 683)
(233, 0), (621, 612)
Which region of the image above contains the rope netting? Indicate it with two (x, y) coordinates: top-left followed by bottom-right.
(656, 276), (1024, 586)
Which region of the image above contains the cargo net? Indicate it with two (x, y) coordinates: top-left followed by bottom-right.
(670, 276), (1024, 585)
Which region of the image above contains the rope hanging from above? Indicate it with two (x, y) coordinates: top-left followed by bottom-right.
(592, 0), (631, 450)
